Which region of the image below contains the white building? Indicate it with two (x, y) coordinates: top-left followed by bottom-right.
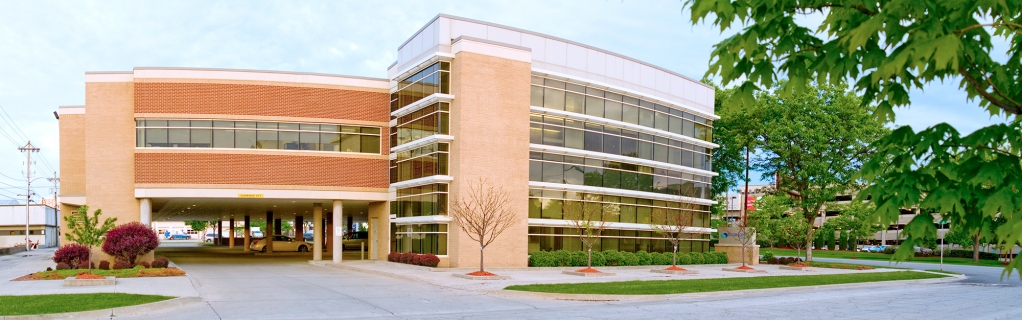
(0, 203), (60, 248)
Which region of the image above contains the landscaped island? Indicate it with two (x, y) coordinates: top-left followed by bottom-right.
(0, 293), (172, 316)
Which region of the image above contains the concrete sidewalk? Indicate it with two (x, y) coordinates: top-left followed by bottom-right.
(320, 260), (897, 292)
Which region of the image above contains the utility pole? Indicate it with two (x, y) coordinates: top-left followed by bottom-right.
(47, 172), (59, 247)
(19, 141), (39, 251)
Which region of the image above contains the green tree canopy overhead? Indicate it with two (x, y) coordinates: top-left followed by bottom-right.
(687, 0), (1022, 277)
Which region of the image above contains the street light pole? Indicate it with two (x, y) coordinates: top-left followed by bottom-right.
(19, 141), (40, 251)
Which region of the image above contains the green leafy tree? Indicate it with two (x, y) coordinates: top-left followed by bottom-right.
(686, 0), (1022, 277)
(63, 205), (116, 273)
(746, 82), (886, 261)
(828, 201), (884, 258)
(747, 194), (791, 248)
(185, 221), (214, 239)
(710, 85), (755, 197)
(777, 214), (810, 260)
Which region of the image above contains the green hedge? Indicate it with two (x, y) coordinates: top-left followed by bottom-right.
(529, 250), (728, 267)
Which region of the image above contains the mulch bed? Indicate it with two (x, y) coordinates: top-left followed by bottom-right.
(575, 267), (602, 273)
(75, 273), (106, 280)
(664, 266), (688, 271)
(467, 271), (497, 277)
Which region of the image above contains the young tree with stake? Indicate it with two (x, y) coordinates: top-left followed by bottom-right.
(650, 204), (699, 270)
(447, 180), (518, 275)
(563, 194), (619, 272)
(63, 205), (116, 274)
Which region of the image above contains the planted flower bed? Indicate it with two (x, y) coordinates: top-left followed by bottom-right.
(529, 250), (728, 267)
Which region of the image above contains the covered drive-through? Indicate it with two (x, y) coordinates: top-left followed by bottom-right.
(138, 188), (390, 263)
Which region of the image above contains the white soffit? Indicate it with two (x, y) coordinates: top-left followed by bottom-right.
(451, 36), (531, 63)
(85, 72), (133, 83)
(133, 68), (389, 89)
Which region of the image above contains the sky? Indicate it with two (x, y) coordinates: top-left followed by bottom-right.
(0, 0), (1011, 202)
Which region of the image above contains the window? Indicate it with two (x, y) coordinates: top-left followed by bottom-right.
(391, 62), (451, 113)
(394, 223), (448, 255)
(528, 152), (712, 199)
(391, 143), (449, 183)
(137, 119), (382, 154)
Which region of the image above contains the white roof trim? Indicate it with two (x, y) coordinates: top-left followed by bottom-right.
(392, 215), (452, 225)
(389, 52), (455, 81)
(528, 181), (717, 206)
(533, 69), (719, 120)
(529, 144), (717, 177)
(451, 36), (531, 63)
(132, 68), (388, 89)
(85, 72), (133, 83)
(531, 106), (718, 149)
(391, 134), (454, 154)
(390, 93), (454, 119)
(390, 175), (454, 190)
(57, 106), (85, 115)
(528, 218), (715, 234)
(133, 188), (389, 201)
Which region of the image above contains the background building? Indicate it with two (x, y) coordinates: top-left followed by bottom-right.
(0, 202), (59, 248)
(57, 14), (717, 267)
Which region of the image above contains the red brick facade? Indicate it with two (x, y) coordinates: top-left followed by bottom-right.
(135, 152), (389, 188)
(134, 82), (389, 122)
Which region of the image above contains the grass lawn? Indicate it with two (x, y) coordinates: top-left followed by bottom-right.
(20, 267), (186, 280)
(764, 248), (1006, 267)
(504, 271), (946, 295)
(0, 293), (173, 316)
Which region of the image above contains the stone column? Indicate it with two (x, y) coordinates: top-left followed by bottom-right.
(295, 215), (304, 242)
(274, 218), (282, 236)
(244, 215), (251, 252)
(139, 198), (151, 226)
(332, 200), (342, 263)
(313, 203), (323, 261)
(229, 218), (235, 249)
(265, 211), (274, 253)
(216, 220), (223, 245)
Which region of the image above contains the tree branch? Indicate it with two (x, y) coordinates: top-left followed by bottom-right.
(957, 65), (1022, 115)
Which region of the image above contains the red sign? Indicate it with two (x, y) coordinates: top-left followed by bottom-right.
(746, 196), (756, 211)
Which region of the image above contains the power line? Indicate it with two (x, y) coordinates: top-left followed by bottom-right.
(0, 105), (30, 142)
(0, 125), (21, 148)
(0, 171), (25, 181)
(39, 155), (56, 174)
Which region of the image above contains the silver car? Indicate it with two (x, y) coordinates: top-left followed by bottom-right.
(250, 235), (313, 253)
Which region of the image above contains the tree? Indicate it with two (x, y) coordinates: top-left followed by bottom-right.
(185, 220), (214, 239)
(687, 0), (1022, 277)
(102, 222), (160, 265)
(563, 193), (620, 271)
(828, 201), (884, 258)
(747, 194), (791, 248)
(447, 180), (518, 274)
(63, 205), (116, 273)
(777, 214), (809, 260)
(650, 204), (698, 269)
(741, 82), (886, 261)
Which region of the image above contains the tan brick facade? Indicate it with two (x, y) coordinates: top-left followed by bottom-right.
(134, 82), (389, 122)
(446, 52), (532, 268)
(135, 152), (389, 188)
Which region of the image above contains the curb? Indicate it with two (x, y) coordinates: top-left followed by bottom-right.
(1, 296), (202, 320)
(492, 271), (964, 302)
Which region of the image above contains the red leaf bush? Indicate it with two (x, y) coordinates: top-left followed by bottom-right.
(136, 261), (151, 268)
(102, 222), (159, 266)
(152, 258), (169, 268)
(112, 260), (131, 270)
(77, 261), (94, 269)
(53, 244), (90, 269)
(55, 262), (70, 270)
(387, 252), (440, 267)
(99, 260), (111, 270)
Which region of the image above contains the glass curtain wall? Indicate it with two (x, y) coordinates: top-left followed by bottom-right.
(394, 224), (448, 255)
(531, 75), (713, 142)
(136, 119), (381, 154)
(391, 62), (451, 113)
(528, 152), (712, 199)
(391, 102), (450, 147)
(390, 143), (449, 183)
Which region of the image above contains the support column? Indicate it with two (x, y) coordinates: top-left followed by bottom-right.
(139, 198), (151, 226)
(274, 218), (282, 236)
(244, 216), (251, 252)
(313, 204), (323, 261)
(229, 218), (235, 249)
(265, 211), (274, 253)
(217, 220), (223, 246)
(332, 200), (342, 263)
(295, 215), (304, 242)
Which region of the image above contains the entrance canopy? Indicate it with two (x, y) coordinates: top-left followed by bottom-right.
(150, 198), (371, 222)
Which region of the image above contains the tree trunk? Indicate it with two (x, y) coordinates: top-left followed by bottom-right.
(972, 233), (981, 263)
(479, 243), (485, 273)
(587, 247), (592, 268)
(672, 244), (678, 266)
(805, 224), (815, 262)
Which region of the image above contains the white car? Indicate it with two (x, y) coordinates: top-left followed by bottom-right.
(250, 235), (313, 253)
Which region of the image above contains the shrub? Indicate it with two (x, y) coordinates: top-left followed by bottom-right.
(417, 254), (440, 267)
(619, 251), (640, 266)
(714, 252), (729, 264)
(944, 250), (999, 260)
(136, 261), (151, 268)
(45, 267), (52, 271)
(152, 258), (169, 268)
(690, 252), (704, 264)
(400, 252), (416, 264)
(53, 244), (90, 268)
(676, 253), (692, 265)
(551, 250), (571, 267)
(767, 257), (779, 264)
(102, 222), (160, 266)
(653, 252), (673, 265)
(387, 252), (400, 262)
(568, 251), (588, 266)
(99, 260), (111, 270)
(883, 246), (897, 254)
(77, 260), (93, 269)
(762, 252), (775, 261)
(635, 251), (652, 265)
(603, 250), (623, 266)
(112, 260), (131, 270)
(700, 253), (714, 264)
(915, 248), (935, 257)
(55, 262), (70, 270)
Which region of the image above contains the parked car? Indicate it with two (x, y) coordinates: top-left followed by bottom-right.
(342, 231), (368, 250)
(303, 232), (314, 242)
(251, 230), (264, 238)
(204, 233), (216, 242)
(168, 234), (190, 240)
(249, 235), (313, 253)
(861, 245), (886, 253)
